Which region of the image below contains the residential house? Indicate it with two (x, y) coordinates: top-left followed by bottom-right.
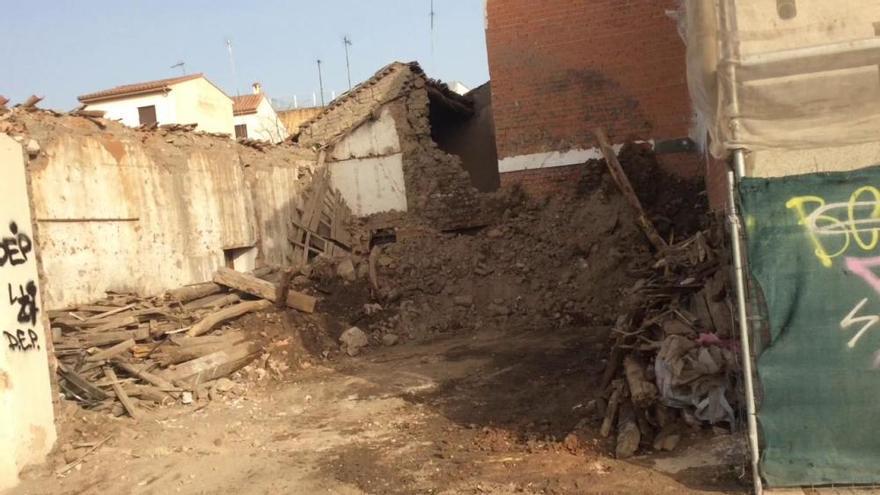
(232, 83), (288, 143)
(78, 74), (235, 136)
(484, 0), (700, 196)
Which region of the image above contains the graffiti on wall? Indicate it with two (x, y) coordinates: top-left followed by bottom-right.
(787, 186), (880, 367)
(1, 220), (40, 352)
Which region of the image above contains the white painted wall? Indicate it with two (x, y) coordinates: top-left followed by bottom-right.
(326, 106), (407, 216)
(233, 98), (288, 143)
(173, 78), (235, 136)
(498, 141), (653, 173)
(0, 134), (56, 491)
(330, 154), (408, 216)
(329, 107), (401, 160)
(84, 92), (176, 128)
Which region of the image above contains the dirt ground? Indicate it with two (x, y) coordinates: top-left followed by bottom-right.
(11, 155), (746, 494)
(13, 316), (746, 495)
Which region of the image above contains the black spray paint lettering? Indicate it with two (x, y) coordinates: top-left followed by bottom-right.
(0, 221), (32, 267)
(3, 329), (40, 351)
(8, 280), (39, 326)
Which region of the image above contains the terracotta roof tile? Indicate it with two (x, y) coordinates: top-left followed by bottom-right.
(78, 73), (205, 103)
(232, 94), (263, 115)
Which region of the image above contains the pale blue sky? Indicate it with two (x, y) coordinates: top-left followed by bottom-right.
(1, 0), (489, 110)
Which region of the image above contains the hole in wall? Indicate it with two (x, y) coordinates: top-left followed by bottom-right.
(776, 0), (797, 20)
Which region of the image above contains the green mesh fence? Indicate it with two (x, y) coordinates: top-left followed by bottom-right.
(740, 166), (880, 486)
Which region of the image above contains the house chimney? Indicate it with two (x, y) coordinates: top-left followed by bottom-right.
(252, 82), (262, 95)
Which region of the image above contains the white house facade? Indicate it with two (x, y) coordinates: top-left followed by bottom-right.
(78, 74), (235, 136)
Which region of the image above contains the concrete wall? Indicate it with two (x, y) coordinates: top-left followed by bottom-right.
(18, 113), (316, 309)
(173, 78), (235, 136)
(234, 98), (288, 143)
(485, 0), (702, 196)
(84, 92), (176, 128)
(0, 134), (56, 491)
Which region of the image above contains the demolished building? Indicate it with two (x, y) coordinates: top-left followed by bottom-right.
(295, 61), (498, 229)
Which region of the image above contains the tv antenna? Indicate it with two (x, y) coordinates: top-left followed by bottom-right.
(316, 59), (325, 106)
(429, 0), (436, 71)
(343, 36), (353, 90)
(226, 39), (240, 96)
(170, 61), (186, 75)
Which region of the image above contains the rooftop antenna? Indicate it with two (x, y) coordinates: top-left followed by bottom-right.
(226, 38), (240, 97)
(429, 0), (436, 72)
(170, 61), (186, 75)
(316, 59), (325, 106)
(343, 36), (353, 90)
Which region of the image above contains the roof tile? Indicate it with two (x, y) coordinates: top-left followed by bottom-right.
(78, 73), (205, 103)
(232, 94), (263, 115)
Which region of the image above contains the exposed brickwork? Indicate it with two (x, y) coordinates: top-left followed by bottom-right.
(499, 166), (584, 198)
(486, 0), (703, 191)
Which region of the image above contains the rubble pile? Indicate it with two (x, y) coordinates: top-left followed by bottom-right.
(52, 267), (319, 418)
(358, 182), (655, 345)
(597, 220), (737, 458)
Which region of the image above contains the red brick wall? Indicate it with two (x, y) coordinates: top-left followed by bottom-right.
(499, 165), (585, 197)
(486, 0), (702, 196)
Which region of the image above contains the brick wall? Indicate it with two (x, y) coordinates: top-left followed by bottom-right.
(486, 0), (702, 196)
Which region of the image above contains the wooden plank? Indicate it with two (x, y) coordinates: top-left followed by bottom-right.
(74, 305), (123, 313)
(112, 359), (175, 390)
(57, 364), (109, 401)
(103, 366), (142, 420)
(76, 327), (150, 347)
(166, 282), (223, 303)
(85, 339), (136, 362)
(162, 341), (260, 386)
(88, 315), (139, 333)
(303, 150), (329, 232)
(86, 304), (136, 321)
(187, 299), (273, 337)
(593, 128), (668, 252)
(212, 267), (316, 313)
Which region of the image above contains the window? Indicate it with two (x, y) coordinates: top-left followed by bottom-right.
(234, 124), (248, 139)
(137, 105), (157, 126)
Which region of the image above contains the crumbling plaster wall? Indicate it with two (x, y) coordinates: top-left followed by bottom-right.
(16, 113), (316, 309)
(328, 106), (407, 216)
(390, 78), (485, 230)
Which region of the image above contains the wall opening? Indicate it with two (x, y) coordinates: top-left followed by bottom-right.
(223, 245), (257, 272)
(427, 84), (500, 192)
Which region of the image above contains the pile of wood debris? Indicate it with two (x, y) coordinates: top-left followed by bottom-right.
(52, 267), (317, 420)
(593, 129), (738, 459)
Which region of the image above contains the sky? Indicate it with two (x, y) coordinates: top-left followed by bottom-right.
(0, 0), (490, 110)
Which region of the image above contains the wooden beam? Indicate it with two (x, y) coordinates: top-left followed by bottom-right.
(187, 299), (272, 337)
(212, 267), (316, 313)
(166, 282), (223, 303)
(162, 341), (260, 386)
(103, 366), (142, 420)
(593, 129), (668, 252)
